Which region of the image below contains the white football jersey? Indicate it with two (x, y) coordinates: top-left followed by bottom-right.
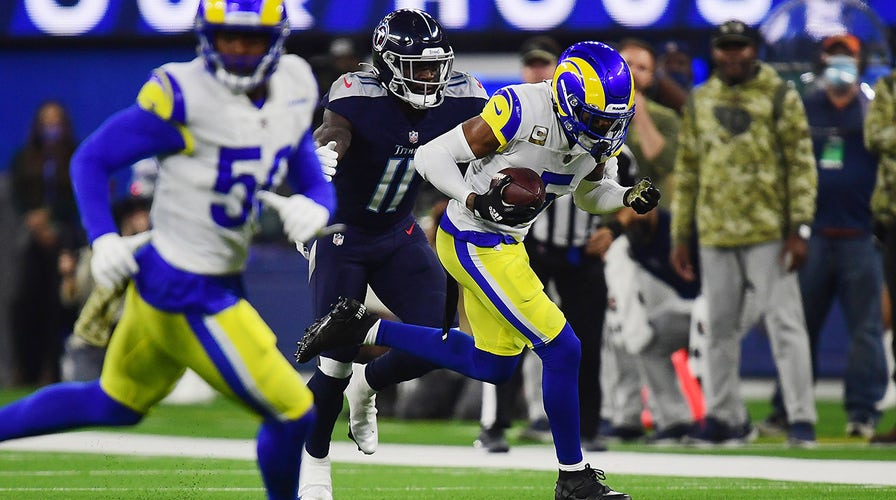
(445, 81), (617, 240)
(136, 55), (318, 274)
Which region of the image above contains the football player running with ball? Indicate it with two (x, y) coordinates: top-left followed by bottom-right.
(296, 9), (488, 500)
(0, 2), (333, 499)
(297, 41), (658, 500)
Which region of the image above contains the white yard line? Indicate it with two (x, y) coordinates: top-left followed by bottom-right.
(1, 431), (894, 487)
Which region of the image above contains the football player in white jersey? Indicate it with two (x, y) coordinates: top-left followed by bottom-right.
(0, 2), (332, 499)
(296, 41), (658, 500)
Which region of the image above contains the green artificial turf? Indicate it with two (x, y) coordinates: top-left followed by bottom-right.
(1, 452), (893, 500)
(2, 387), (896, 499)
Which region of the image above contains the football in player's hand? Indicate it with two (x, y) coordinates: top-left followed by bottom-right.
(494, 167), (546, 209)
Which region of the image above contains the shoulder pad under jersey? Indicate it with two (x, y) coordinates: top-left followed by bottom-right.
(327, 71), (387, 102)
(480, 85), (526, 147)
(444, 71), (489, 100)
(136, 68), (186, 125)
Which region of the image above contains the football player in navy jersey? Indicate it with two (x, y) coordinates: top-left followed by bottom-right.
(0, 2), (333, 499)
(297, 9), (488, 499)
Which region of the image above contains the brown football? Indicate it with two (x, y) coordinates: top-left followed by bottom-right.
(493, 167), (546, 209)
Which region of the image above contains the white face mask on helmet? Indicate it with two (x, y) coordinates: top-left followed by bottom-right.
(372, 9), (455, 109)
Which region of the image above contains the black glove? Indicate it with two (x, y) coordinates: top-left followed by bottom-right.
(472, 175), (539, 226)
(623, 177), (661, 215)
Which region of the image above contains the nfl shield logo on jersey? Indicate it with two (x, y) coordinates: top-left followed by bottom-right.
(333, 233), (344, 246)
(409, 130), (419, 144)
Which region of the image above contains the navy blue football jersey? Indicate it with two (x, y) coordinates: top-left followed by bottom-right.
(324, 70), (488, 230)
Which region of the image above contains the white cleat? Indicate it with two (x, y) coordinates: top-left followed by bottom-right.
(345, 362), (378, 454)
(298, 449), (332, 500)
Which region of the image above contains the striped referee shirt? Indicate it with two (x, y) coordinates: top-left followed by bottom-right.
(528, 195), (602, 249)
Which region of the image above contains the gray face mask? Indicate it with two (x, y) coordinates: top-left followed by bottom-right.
(823, 55), (858, 89)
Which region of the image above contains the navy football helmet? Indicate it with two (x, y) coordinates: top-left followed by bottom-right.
(371, 9), (454, 109)
(552, 41), (635, 162)
(195, 0), (291, 94)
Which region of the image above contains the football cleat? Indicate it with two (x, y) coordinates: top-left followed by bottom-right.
(786, 421), (817, 449)
(846, 418), (877, 439)
(474, 426), (510, 453)
(684, 416), (758, 447)
(295, 297), (378, 364)
(298, 449), (332, 500)
(555, 464), (631, 500)
(346, 362), (379, 455)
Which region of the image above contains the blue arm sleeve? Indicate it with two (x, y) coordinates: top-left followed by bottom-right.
(286, 129), (336, 213)
(71, 104), (185, 243)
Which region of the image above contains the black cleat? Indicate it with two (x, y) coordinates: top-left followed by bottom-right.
(555, 464), (631, 500)
(474, 427), (510, 453)
(294, 297), (378, 364)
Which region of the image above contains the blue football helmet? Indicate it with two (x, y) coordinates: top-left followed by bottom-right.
(371, 9), (454, 109)
(195, 0), (291, 94)
(552, 41), (635, 162)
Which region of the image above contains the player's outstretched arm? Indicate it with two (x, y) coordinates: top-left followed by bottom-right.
(572, 163), (629, 215)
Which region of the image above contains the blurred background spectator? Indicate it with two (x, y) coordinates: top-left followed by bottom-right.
(670, 19), (819, 446)
(657, 41), (695, 91)
(638, 40), (690, 114)
(0, 132), (16, 388)
(9, 100), (82, 387)
(866, 53), (896, 445)
(761, 33), (889, 440)
(602, 207), (702, 445)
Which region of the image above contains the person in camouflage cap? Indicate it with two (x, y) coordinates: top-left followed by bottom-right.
(670, 19), (818, 446)
(865, 66), (896, 444)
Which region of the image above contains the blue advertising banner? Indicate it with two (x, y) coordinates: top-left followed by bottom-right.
(5, 0), (896, 38)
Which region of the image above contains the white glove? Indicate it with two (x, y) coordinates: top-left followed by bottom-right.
(316, 140), (338, 182)
(257, 191), (330, 244)
(90, 231), (152, 289)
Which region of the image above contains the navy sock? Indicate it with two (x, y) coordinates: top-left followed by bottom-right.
(534, 323), (583, 466)
(0, 381), (142, 441)
(365, 349), (439, 391)
(304, 368), (350, 458)
(377, 320), (519, 383)
(257, 409), (316, 500)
